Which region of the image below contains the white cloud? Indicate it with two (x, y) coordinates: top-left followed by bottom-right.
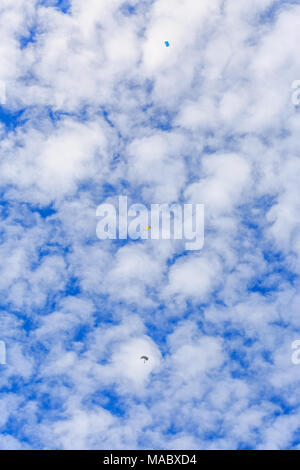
(1, 0), (300, 451)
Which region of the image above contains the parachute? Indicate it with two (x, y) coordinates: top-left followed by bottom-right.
(140, 356), (149, 363)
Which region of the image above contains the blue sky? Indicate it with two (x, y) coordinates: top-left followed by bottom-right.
(0, 0), (300, 450)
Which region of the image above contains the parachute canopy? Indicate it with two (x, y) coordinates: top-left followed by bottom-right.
(140, 356), (149, 363)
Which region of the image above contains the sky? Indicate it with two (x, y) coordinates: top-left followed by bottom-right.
(0, 0), (300, 450)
